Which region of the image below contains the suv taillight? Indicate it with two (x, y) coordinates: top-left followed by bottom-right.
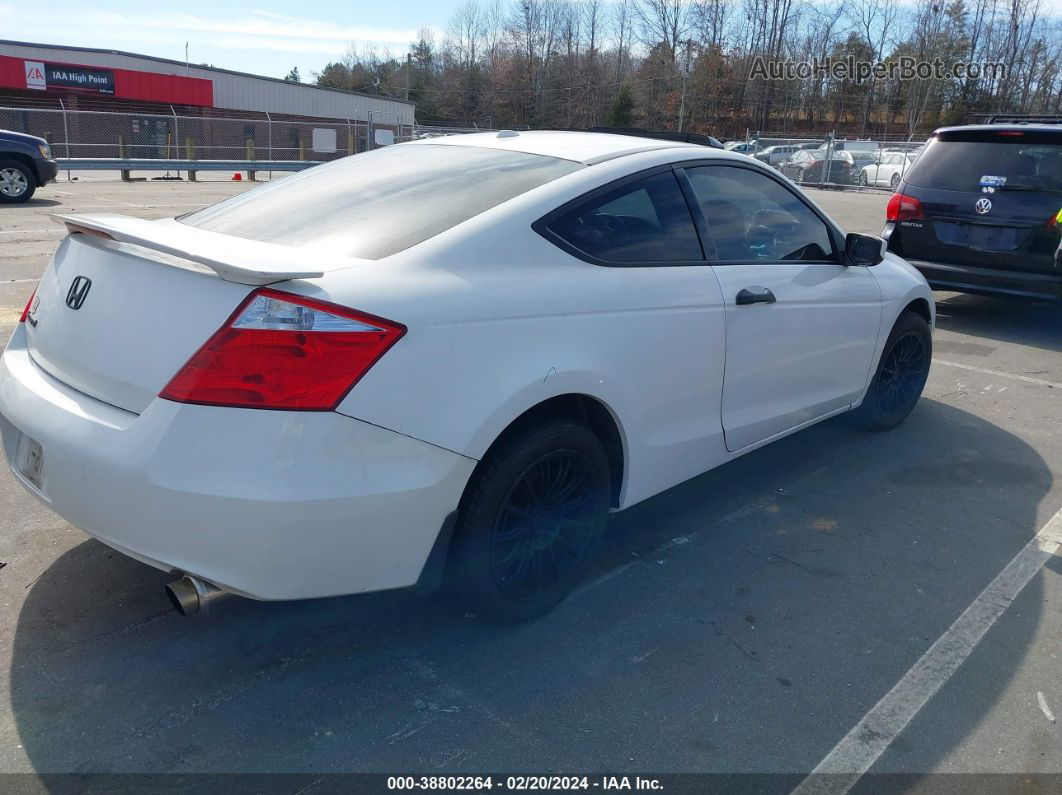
(160, 288), (405, 411)
(886, 193), (924, 222)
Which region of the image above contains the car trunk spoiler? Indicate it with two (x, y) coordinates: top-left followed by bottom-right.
(51, 213), (345, 286)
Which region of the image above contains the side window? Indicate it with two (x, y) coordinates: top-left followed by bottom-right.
(546, 171), (702, 264)
(684, 166), (837, 263)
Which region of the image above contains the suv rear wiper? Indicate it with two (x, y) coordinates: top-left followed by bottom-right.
(998, 184), (1040, 191)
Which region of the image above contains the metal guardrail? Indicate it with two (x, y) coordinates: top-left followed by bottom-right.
(56, 158), (323, 172)
(54, 157), (325, 182)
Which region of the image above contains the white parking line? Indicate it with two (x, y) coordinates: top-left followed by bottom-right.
(792, 505), (1062, 795)
(934, 359), (1062, 390)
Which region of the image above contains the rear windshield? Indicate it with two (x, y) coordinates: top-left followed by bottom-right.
(903, 134), (1062, 193)
(180, 144), (583, 259)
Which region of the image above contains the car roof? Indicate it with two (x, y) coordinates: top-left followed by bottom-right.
(405, 130), (708, 165)
(933, 123), (1062, 136)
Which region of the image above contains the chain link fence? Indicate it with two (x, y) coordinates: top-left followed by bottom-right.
(725, 132), (928, 190)
(1, 106), (925, 190)
(0, 103), (413, 164)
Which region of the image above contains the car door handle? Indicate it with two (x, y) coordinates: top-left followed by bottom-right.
(736, 286), (777, 305)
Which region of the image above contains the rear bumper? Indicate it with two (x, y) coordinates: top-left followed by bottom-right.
(0, 326), (476, 600)
(905, 258), (1062, 302)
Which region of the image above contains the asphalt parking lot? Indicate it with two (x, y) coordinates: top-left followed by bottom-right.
(1, 177), (1061, 788)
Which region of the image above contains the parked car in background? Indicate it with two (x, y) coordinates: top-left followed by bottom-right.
(758, 140), (822, 151)
(754, 145), (801, 167)
(779, 149), (855, 184)
(0, 131), (933, 624)
(859, 152), (918, 188)
(823, 140), (882, 155)
(884, 123), (1062, 302)
(0, 129), (58, 204)
(849, 151), (884, 175)
(883, 143), (924, 154)
(588, 128), (724, 149)
(724, 141), (760, 154)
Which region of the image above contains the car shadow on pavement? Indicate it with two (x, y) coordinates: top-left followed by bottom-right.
(16, 198), (62, 208)
(8, 399), (1053, 779)
(934, 293), (1062, 354)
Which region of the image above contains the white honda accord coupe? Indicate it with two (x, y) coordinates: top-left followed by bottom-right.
(0, 131), (933, 622)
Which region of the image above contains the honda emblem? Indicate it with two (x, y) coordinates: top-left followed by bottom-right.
(66, 276), (92, 310)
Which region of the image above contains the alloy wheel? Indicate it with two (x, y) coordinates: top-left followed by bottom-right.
(0, 168), (28, 198)
(489, 449), (599, 601)
(876, 331), (928, 416)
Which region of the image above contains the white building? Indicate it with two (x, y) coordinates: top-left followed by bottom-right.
(0, 39), (413, 126)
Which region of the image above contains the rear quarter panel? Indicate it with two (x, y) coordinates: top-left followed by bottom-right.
(329, 237), (728, 508)
(313, 152), (732, 508)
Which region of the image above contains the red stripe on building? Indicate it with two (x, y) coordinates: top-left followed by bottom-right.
(0, 54), (213, 106)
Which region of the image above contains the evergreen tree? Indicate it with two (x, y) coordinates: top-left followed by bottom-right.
(605, 85), (636, 127)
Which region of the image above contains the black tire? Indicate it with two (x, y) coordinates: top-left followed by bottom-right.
(854, 312), (932, 431)
(451, 419), (611, 623)
(890, 172), (901, 189)
(858, 171), (869, 187)
(796, 168), (806, 184)
(0, 160), (36, 204)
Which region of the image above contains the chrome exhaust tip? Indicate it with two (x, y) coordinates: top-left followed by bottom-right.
(165, 575), (224, 616)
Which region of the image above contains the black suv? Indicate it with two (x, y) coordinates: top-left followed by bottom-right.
(0, 129), (59, 204)
(883, 124), (1062, 302)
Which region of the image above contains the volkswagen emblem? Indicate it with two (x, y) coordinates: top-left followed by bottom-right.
(975, 198), (992, 215)
(65, 276), (92, 310)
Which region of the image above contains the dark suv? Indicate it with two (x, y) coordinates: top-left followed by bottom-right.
(0, 129), (59, 204)
(883, 124), (1062, 302)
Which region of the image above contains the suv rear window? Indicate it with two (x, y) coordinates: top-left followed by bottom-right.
(180, 144), (582, 259)
(903, 133), (1062, 193)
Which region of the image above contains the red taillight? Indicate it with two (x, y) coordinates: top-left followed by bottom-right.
(160, 288), (405, 411)
(18, 289), (37, 323)
(886, 193), (924, 222)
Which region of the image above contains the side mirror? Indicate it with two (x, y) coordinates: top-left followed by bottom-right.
(845, 232), (886, 267)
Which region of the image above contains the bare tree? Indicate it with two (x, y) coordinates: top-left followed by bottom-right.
(611, 0), (636, 83)
(313, 0), (1062, 138)
(850, 0), (901, 133)
(634, 0), (691, 63)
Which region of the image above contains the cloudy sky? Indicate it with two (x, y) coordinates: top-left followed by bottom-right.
(2, 0), (1061, 83)
(0, 1), (448, 80)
